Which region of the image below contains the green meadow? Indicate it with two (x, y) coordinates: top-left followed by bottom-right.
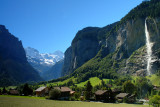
(0, 96), (150, 107)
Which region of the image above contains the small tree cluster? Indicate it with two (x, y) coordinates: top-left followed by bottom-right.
(122, 80), (136, 94)
(49, 89), (61, 100)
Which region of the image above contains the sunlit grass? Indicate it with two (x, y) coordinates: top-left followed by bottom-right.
(147, 74), (160, 86)
(0, 96), (150, 107)
(76, 77), (103, 87)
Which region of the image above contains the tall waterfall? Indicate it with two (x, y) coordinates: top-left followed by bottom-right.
(145, 19), (152, 75)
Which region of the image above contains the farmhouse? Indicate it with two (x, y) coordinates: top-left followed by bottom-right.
(35, 87), (49, 97)
(54, 87), (72, 100)
(112, 88), (121, 97)
(153, 86), (160, 91)
(95, 90), (108, 101)
(70, 90), (75, 96)
(9, 89), (19, 95)
(95, 90), (114, 102)
(116, 93), (135, 103)
(116, 93), (129, 99)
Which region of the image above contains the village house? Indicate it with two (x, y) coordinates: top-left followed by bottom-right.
(9, 89), (19, 95)
(54, 87), (73, 100)
(70, 90), (75, 96)
(112, 88), (121, 98)
(116, 93), (135, 103)
(35, 87), (49, 97)
(153, 86), (160, 91)
(95, 90), (114, 102)
(116, 93), (129, 99)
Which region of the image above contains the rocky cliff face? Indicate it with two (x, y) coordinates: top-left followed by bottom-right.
(62, 24), (117, 76)
(71, 17), (160, 79)
(114, 18), (160, 76)
(0, 25), (42, 86)
(62, 0), (160, 77)
(0, 25), (27, 62)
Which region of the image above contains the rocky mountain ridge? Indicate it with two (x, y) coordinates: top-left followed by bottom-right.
(61, 0), (160, 81)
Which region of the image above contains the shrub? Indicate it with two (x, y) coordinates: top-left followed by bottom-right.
(149, 95), (160, 107)
(123, 97), (128, 103)
(69, 97), (76, 101)
(45, 96), (50, 99)
(74, 92), (81, 100)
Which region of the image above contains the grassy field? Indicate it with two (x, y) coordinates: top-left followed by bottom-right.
(147, 74), (160, 86)
(0, 96), (150, 107)
(76, 77), (102, 87)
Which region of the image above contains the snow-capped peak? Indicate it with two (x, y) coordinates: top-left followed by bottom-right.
(25, 47), (64, 66)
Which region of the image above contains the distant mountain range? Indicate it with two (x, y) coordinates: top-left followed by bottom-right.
(25, 47), (64, 80)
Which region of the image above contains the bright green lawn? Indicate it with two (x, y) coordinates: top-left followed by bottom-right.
(76, 77), (102, 87)
(45, 77), (113, 88)
(147, 74), (160, 86)
(41, 77), (77, 87)
(0, 96), (150, 107)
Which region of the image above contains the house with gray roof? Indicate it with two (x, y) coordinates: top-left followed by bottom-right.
(35, 86), (49, 97)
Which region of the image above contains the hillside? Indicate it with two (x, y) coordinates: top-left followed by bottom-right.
(0, 25), (43, 86)
(60, 0), (160, 83)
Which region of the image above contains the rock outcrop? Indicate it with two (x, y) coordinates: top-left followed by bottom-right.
(62, 23), (117, 76)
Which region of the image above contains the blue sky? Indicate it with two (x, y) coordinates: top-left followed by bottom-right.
(0, 0), (143, 53)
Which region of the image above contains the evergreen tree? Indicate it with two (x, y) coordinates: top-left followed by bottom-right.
(2, 87), (7, 94)
(84, 81), (92, 100)
(22, 83), (33, 96)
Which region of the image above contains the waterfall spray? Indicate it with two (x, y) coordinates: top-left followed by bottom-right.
(145, 19), (152, 75)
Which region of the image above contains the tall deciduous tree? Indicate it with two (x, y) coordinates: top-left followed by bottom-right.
(49, 89), (61, 100)
(122, 80), (136, 94)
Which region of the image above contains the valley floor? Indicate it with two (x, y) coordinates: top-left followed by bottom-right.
(0, 96), (150, 107)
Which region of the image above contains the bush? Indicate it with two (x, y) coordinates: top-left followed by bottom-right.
(123, 97), (128, 103)
(149, 95), (160, 107)
(117, 99), (123, 103)
(49, 89), (61, 100)
(122, 80), (136, 94)
(45, 96), (50, 99)
(74, 92), (80, 100)
(69, 97), (76, 101)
